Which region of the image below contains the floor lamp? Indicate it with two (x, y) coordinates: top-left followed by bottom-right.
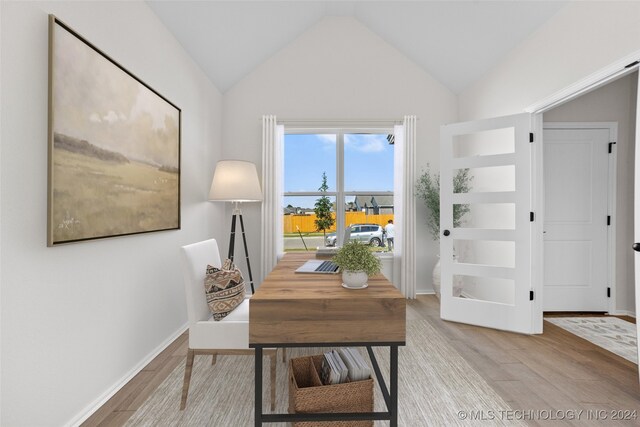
(208, 160), (262, 294)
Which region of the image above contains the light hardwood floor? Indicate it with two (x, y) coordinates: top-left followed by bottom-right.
(82, 295), (640, 426)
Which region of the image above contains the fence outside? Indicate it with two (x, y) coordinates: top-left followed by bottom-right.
(284, 212), (395, 234)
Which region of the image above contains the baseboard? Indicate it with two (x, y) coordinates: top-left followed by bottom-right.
(610, 310), (636, 318)
(66, 321), (189, 427)
(416, 290), (435, 295)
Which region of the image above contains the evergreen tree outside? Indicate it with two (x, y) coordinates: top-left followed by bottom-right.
(314, 172), (335, 241)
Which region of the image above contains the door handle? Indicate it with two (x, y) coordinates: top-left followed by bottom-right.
(634, 243), (640, 252)
(443, 230), (450, 237)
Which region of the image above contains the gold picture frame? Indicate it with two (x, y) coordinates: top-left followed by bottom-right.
(47, 15), (181, 246)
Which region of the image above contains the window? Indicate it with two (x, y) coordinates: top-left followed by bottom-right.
(283, 130), (394, 251)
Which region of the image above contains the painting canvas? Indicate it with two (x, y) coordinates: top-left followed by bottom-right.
(48, 15), (181, 245)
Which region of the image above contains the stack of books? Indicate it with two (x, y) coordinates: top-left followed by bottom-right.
(320, 348), (371, 385)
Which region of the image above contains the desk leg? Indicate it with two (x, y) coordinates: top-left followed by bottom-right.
(390, 345), (398, 427)
(255, 346), (263, 427)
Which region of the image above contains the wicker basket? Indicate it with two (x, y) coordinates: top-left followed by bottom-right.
(288, 354), (374, 427)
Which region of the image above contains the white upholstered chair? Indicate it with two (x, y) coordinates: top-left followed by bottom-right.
(179, 238), (278, 410)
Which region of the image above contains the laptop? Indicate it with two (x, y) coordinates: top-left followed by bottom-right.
(295, 259), (340, 274)
(294, 227), (351, 274)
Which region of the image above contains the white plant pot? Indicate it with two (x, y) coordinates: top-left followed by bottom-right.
(342, 270), (368, 289)
(432, 257), (441, 300)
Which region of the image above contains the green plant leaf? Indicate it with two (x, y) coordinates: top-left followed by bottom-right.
(332, 241), (381, 276)
(415, 165), (473, 240)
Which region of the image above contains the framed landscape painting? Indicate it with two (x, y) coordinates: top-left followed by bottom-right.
(47, 15), (181, 246)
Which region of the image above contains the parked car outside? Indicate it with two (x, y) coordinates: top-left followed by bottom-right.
(325, 224), (386, 247)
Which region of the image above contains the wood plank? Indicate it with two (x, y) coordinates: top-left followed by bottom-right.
(538, 322), (639, 390)
(457, 328), (521, 364)
(492, 379), (562, 413)
(447, 339), (518, 381)
(427, 317), (475, 342)
(510, 346), (601, 382)
(143, 332), (188, 372)
(96, 410), (135, 427)
(81, 371), (155, 427)
(118, 355), (184, 411)
(250, 253), (406, 344)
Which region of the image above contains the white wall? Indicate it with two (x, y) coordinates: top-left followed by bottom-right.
(544, 72), (638, 315)
(460, 2), (640, 120)
(222, 16), (457, 294)
(0, 1), (223, 425)
(458, 2), (640, 309)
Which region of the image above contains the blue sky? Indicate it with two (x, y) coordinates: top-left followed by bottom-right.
(284, 133), (394, 209)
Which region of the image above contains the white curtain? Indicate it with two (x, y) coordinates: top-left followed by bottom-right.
(260, 115), (284, 283)
(394, 116), (417, 298)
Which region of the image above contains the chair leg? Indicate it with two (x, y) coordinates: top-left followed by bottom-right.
(270, 352), (276, 411)
(211, 353), (217, 365)
(281, 348), (287, 363)
(180, 349), (195, 410)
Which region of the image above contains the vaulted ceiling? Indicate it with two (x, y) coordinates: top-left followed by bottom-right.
(147, 1), (567, 94)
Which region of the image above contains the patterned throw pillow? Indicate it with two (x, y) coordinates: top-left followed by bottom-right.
(204, 259), (246, 321)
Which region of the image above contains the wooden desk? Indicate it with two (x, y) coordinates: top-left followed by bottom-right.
(250, 253), (406, 426)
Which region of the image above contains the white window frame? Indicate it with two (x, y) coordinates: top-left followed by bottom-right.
(284, 127), (394, 246)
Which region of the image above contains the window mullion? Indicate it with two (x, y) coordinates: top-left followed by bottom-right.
(336, 131), (345, 245)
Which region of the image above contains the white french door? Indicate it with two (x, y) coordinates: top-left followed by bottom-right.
(440, 113), (535, 334)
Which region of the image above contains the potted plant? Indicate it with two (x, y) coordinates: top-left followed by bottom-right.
(332, 241), (381, 289)
(416, 165), (472, 298)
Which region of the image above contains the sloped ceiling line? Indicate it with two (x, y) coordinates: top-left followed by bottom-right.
(146, 1), (567, 93)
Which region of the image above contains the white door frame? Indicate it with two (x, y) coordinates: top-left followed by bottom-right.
(542, 122), (618, 314)
(526, 51), (639, 332)
(525, 50), (640, 114)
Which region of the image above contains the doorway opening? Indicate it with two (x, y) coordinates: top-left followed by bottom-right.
(541, 71), (637, 316)
(542, 122), (616, 313)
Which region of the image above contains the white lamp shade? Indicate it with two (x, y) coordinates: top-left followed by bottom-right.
(208, 160), (262, 202)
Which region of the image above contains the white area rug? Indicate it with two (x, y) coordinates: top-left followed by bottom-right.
(125, 319), (522, 426)
(545, 317), (638, 364)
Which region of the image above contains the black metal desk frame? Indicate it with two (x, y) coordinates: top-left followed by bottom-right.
(251, 341), (404, 426)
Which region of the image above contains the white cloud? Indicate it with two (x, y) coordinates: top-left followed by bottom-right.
(89, 113), (101, 123)
(316, 134), (336, 151)
(317, 134), (336, 144)
(103, 110), (119, 124)
(130, 87), (175, 130)
(345, 134), (386, 153)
